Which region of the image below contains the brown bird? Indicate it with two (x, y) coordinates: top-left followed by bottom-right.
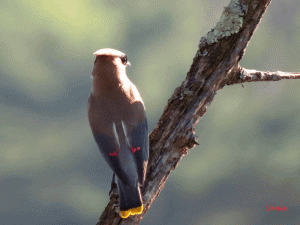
(88, 48), (149, 218)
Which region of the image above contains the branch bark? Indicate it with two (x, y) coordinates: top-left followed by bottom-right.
(96, 0), (299, 224)
(220, 67), (300, 88)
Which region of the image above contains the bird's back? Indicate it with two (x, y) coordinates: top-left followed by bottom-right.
(88, 84), (145, 134)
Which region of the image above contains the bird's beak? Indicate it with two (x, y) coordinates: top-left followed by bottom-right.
(127, 61), (131, 67)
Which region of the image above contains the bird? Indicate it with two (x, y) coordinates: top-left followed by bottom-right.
(88, 48), (149, 218)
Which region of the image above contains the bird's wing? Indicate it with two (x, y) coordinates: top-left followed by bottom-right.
(93, 131), (131, 186)
(124, 101), (149, 185)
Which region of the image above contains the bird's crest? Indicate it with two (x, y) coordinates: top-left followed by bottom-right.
(93, 48), (126, 58)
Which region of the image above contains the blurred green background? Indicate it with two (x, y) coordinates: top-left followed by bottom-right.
(1, 0), (300, 224)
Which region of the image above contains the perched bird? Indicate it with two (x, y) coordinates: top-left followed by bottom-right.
(88, 48), (149, 218)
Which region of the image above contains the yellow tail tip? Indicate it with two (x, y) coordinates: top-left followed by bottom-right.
(120, 205), (144, 218)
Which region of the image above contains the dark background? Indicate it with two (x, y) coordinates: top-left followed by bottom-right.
(1, 0), (300, 224)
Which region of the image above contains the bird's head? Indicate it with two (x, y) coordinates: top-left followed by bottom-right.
(91, 48), (132, 91)
(92, 48), (131, 77)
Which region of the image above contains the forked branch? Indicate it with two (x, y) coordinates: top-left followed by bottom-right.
(96, 0), (300, 224)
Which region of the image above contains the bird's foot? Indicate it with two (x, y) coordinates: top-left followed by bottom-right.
(109, 173), (117, 196)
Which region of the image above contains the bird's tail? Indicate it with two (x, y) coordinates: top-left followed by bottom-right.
(118, 180), (143, 218)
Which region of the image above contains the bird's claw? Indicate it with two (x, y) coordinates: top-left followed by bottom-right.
(109, 173), (117, 196)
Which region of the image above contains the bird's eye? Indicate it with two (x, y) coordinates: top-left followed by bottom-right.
(121, 56), (128, 65)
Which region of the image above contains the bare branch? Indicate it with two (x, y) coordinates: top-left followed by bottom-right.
(96, 0), (275, 224)
(220, 66), (300, 87)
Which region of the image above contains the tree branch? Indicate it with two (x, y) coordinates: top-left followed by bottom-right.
(95, 0), (300, 224)
(220, 66), (300, 87)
